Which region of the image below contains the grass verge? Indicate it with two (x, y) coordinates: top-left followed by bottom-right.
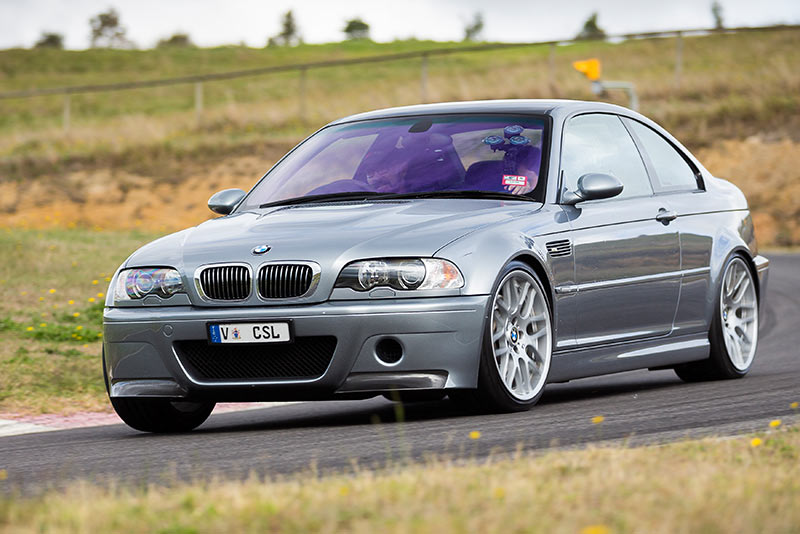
(0, 426), (798, 533)
(0, 228), (158, 414)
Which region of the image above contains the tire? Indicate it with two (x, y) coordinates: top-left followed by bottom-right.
(675, 254), (759, 382)
(450, 261), (553, 412)
(110, 397), (215, 433)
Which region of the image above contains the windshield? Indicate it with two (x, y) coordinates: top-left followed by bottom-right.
(238, 114), (548, 210)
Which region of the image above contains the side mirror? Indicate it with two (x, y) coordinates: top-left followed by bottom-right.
(208, 189), (246, 215)
(561, 173), (623, 205)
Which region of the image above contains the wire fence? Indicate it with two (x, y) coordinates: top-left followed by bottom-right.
(1, 23), (797, 131)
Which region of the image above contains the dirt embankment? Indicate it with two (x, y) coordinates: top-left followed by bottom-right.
(0, 138), (797, 247)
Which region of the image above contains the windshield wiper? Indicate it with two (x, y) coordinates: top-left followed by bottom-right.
(367, 190), (539, 202)
(259, 191), (384, 209)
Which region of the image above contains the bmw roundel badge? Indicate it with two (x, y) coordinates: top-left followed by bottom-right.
(252, 245), (271, 255)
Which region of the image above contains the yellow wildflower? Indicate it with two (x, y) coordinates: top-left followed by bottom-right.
(92, 280), (99, 285)
(580, 526), (610, 534)
(750, 438), (762, 448)
(68, 300), (74, 305)
(39, 323), (46, 328)
(0, 469), (7, 481)
(88, 297), (95, 303)
(791, 402), (799, 410)
(75, 325), (83, 331)
(469, 430), (481, 440)
(72, 312), (80, 318)
(592, 415), (605, 424)
(97, 292), (104, 298)
(493, 487), (506, 499)
(769, 420), (781, 428)
(26, 326), (34, 332)
(48, 288), (56, 294)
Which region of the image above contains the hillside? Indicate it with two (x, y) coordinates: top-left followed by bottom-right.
(0, 27), (799, 245)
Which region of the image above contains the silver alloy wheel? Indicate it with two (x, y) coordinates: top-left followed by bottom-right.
(720, 257), (758, 371)
(490, 270), (552, 401)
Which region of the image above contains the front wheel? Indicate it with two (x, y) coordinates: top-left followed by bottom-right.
(110, 397), (216, 433)
(675, 255), (759, 382)
(451, 261), (553, 412)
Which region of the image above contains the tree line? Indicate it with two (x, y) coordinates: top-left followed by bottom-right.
(32, 5), (727, 50)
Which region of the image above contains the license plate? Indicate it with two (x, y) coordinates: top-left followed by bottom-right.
(208, 322), (291, 344)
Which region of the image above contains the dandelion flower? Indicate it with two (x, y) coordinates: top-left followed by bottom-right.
(97, 333), (103, 338)
(77, 336), (82, 340)
(105, 277), (111, 282)
(0, 469), (7, 481)
(769, 420), (781, 428)
(26, 326), (34, 332)
(38, 296), (45, 301)
(91, 280), (99, 285)
(39, 323), (46, 328)
(469, 430), (481, 440)
(72, 312), (80, 318)
(592, 415), (605, 424)
(338, 485), (350, 497)
(493, 487), (506, 499)
(75, 325), (83, 331)
(791, 402), (799, 410)
(52, 304), (58, 309)
(20, 291), (27, 296)
(580, 526), (610, 534)
(68, 300), (74, 305)
(97, 292), (104, 298)
(82, 344), (88, 348)
(48, 288), (56, 294)
(750, 438), (762, 448)
(88, 297), (95, 303)
(40, 312), (47, 317)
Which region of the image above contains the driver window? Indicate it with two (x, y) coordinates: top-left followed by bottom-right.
(561, 114), (652, 200)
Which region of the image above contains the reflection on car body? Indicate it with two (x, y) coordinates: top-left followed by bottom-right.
(102, 100), (769, 433)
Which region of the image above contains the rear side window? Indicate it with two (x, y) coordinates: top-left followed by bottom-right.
(561, 113), (652, 201)
(625, 119), (700, 192)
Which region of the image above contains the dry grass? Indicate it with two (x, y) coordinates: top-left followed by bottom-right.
(0, 426), (798, 533)
(0, 137), (796, 247)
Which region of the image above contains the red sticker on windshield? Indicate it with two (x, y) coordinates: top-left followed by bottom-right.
(502, 175), (528, 187)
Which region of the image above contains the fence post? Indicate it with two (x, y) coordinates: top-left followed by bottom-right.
(299, 67), (307, 124)
(420, 53), (429, 103)
(194, 82), (204, 124)
(674, 31), (683, 89)
(62, 94), (71, 133)
(548, 43), (557, 95)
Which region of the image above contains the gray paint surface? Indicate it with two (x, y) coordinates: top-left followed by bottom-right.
(103, 99), (765, 400)
(2, 254), (797, 496)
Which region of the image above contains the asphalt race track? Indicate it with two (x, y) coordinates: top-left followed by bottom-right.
(2, 254), (798, 494)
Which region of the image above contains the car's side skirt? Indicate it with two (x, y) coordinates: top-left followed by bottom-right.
(548, 332), (709, 383)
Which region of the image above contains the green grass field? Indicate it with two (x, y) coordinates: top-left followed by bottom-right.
(0, 228), (158, 413)
(1, 425), (798, 533)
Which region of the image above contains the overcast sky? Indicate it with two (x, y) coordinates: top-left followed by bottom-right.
(1, 0), (798, 49)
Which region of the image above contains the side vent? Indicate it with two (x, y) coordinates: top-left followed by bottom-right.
(546, 239), (572, 258)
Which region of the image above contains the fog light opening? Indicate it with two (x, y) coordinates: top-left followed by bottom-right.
(375, 338), (403, 366)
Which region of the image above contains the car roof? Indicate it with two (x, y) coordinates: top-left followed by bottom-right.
(328, 99), (635, 126)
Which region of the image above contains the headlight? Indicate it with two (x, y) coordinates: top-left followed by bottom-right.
(113, 268), (185, 301)
(335, 259), (464, 291)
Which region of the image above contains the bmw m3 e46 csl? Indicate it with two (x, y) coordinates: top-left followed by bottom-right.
(103, 100), (768, 432)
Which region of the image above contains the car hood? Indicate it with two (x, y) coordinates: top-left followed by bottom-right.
(125, 199), (541, 304)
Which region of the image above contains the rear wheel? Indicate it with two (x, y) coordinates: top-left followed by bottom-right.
(675, 255), (759, 382)
(450, 261), (553, 412)
(110, 397), (216, 433)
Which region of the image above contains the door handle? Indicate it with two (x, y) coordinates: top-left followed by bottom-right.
(656, 208), (678, 223)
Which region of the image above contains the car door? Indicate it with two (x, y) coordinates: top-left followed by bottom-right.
(560, 113), (681, 347)
(622, 117), (712, 336)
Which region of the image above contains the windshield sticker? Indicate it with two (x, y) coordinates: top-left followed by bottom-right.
(502, 175), (528, 187)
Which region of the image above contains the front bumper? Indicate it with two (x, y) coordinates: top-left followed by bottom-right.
(103, 296), (489, 401)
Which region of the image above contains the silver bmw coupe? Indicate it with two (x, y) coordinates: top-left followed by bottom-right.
(103, 100), (769, 432)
